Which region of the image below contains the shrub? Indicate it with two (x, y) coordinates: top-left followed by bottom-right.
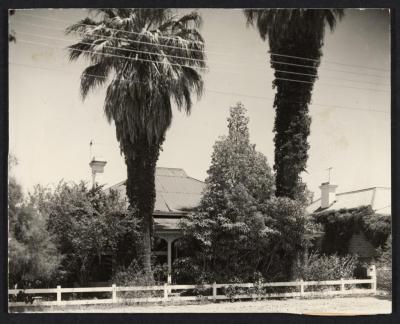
(111, 260), (161, 299)
(376, 235), (392, 293)
(293, 252), (358, 282)
(152, 263), (169, 284)
(171, 257), (204, 284)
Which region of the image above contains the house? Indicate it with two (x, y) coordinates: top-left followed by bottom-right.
(307, 182), (391, 259)
(108, 167), (205, 282)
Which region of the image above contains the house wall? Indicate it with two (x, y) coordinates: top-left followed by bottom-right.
(348, 232), (376, 259)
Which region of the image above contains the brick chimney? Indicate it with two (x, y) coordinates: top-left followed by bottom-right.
(319, 182), (338, 209)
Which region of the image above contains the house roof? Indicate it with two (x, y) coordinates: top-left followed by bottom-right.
(108, 167), (205, 214)
(307, 186), (391, 215)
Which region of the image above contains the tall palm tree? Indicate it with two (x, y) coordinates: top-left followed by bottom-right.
(244, 9), (344, 200)
(66, 9), (206, 278)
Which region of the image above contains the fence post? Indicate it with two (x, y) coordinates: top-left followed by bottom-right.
(112, 284), (117, 303)
(212, 282), (217, 302)
(371, 265), (377, 294)
(340, 278), (345, 293)
(56, 285), (62, 305)
(163, 283), (169, 302)
(300, 280), (304, 297)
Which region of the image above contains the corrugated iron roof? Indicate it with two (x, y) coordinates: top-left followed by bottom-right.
(108, 167), (205, 214)
(307, 186), (391, 215)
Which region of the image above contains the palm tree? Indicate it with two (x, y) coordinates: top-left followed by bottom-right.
(66, 9), (206, 278)
(244, 9), (344, 200)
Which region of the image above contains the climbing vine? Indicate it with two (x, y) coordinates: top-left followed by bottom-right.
(313, 206), (391, 255)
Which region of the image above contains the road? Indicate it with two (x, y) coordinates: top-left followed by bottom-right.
(37, 296), (391, 314)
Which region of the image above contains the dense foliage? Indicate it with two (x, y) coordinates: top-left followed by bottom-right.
(8, 157), (62, 288)
(8, 159), (143, 288)
(375, 235), (392, 292)
(178, 104), (309, 283)
(313, 206), (391, 255)
(66, 9), (206, 276)
(39, 182), (141, 285)
(244, 9), (344, 199)
(293, 252), (358, 281)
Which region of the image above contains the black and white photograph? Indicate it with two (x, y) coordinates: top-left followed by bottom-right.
(7, 8), (391, 314)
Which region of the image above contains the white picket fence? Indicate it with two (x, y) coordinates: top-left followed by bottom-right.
(8, 275), (376, 308)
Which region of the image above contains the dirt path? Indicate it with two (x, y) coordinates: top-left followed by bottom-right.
(41, 296), (391, 314)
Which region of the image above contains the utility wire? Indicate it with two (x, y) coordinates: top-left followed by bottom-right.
(16, 39), (209, 71)
(12, 18), (390, 75)
(270, 52), (390, 73)
(12, 20), (209, 54)
(14, 30), (390, 87)
(274, 69), (389, 86)
(13, 29), (390, 87)
(271, 60), (389, 79)
(16, 30), (226, 66)
(275, 77), (389, 93)
(206, 88), (389, 114)
(10, 61), (390, 115)
(18, 12), (205, 45)
(15, 39), (390, 93)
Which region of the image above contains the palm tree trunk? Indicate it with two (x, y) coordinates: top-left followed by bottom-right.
(124, 135), (163, 281)
(270, 43), (321, 199)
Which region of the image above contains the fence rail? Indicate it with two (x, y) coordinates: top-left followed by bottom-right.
(8, 276), (376, 308)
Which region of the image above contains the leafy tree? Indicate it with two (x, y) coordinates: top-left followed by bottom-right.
(66, 9), (206, 277)
(244, 9), (344, 199)
(8, 155), (22, 223)
(8, 156), (62, 288)
(179, 103), (308, 283)
(9, 205), (63, 288)
(41, 181), (141, 285)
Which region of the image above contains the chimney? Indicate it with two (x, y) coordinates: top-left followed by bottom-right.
(319, 182), (338, 209)
(89, 157), (107, 188)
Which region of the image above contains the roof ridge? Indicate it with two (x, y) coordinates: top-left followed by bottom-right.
(156, 174), (187, 178)
(186, 175), (205, 184)
(336, 186), (391, 196)
(105, 179), (126, 190)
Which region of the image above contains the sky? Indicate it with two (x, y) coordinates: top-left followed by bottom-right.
(8, 8), (391, 199)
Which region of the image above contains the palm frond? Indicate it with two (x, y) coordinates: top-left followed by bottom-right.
(67, 42), (93, 61)
(65, 17), (100, 36)
(67, 8), (206, 147)
(80, 61), (112, 99)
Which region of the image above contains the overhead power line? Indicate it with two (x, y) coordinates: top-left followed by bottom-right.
(274, 69), (389, 86)
(15, 38), (390, 93)
(16, 38), (209, 71)
(275, 77), (389, 93)
(13, 20), (209, 54)
(10, 61), (390, 115)
(16, 30), (211, 65)
(12, 17), (390, 75)
(270, 52), (390, 73)
(13, 30), (391, 87)
(18, 12), (205, 45)
(271, 60), (389, 79)
(14, 30), (390, 87)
